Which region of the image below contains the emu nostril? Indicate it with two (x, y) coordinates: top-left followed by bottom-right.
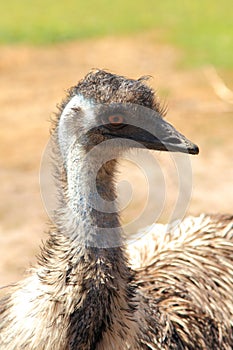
(164, 137), (182, 144)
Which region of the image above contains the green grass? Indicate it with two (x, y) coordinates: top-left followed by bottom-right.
(0, 0), (233, 68)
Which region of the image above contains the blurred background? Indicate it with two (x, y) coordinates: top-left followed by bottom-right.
(0, 0), (232, 285)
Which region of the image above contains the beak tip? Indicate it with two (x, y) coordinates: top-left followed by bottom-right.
(189, 143), (199, 155)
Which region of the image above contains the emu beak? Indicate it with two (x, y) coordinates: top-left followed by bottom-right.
(111, 117), (199, 155)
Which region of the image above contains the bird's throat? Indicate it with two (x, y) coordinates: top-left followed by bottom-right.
(62, 145), (122, 248)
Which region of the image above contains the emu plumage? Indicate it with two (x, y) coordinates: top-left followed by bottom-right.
(0, 70), (232, 350)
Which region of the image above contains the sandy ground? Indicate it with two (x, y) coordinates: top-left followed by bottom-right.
(0, 32), (233, 285)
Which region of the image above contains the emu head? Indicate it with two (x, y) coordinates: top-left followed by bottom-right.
(57, 70), (199, 164)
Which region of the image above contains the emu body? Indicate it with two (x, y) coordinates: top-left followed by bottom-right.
(0, 70), (232, 350)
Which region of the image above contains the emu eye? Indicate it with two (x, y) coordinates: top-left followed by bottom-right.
(108, 115), (124, 125)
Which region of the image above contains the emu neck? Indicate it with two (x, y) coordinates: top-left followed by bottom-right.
(45, 142), (136, 349)
(62, 143), (121, 248)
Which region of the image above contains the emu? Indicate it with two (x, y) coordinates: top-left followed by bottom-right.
(0, 70), (232, 350)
